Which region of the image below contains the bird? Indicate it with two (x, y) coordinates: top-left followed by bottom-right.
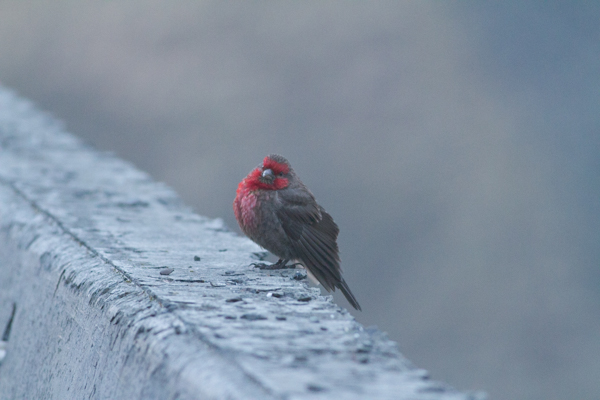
(233, 154), (361, 310)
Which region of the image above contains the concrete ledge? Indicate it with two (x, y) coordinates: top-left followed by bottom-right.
(0, 87), (483, 399)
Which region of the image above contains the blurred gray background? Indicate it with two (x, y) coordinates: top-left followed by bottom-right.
(1, 2), (598, 399)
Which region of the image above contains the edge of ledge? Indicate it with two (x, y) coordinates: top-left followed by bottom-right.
(0, 86), (486, 400)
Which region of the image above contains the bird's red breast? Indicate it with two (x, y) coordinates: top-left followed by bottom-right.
(234, 180), (258, 233)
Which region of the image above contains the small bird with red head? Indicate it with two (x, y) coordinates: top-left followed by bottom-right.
(234, 154), (361, 310)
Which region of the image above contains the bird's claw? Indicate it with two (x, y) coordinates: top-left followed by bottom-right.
(251, 262), (298, 270)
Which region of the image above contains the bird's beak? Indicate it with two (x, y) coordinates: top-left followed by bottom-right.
(261, 169), (274, 179)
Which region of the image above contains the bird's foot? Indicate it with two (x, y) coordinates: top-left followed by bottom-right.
(252, 259), (298, 270)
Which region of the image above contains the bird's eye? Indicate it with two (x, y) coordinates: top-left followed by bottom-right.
(278, 172), (284, 177)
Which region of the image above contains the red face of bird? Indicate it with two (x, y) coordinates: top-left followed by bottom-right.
(244, 155), (291, 191)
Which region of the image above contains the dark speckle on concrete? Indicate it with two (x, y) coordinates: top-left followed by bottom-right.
(240, 313), (267, 321)
(307, 384), (327, 392)
(357, 355), (369, 364)
(116, 200), (149, 208)
(294, 355), (308, 363)
(225, 297), (242, 303)
(291, 270), (307, 281)
(193, 255), (201, 261)
(357, 340), (374, 353)
(165, 303), (178, 312)
(222, 270), (244, 276)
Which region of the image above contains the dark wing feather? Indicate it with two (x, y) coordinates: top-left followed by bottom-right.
(338, 277), (361, 311)
(275, 189), (361, 311)
(276, 189), (322, 241)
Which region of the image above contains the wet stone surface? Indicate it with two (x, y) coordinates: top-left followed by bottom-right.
(0, 87), (484, 400)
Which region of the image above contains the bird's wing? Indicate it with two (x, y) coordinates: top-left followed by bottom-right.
(276, 188), (362, 310)
(275, 189), (341, 291)
(275, 189), (322, 240)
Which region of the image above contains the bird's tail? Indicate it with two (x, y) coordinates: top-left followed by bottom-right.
(338, 278), (361, 311)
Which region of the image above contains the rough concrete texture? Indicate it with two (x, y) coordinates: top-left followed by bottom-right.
(0, 86), (485, 400)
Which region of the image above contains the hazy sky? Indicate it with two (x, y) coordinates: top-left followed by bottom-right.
(1, 2), (598, 399)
